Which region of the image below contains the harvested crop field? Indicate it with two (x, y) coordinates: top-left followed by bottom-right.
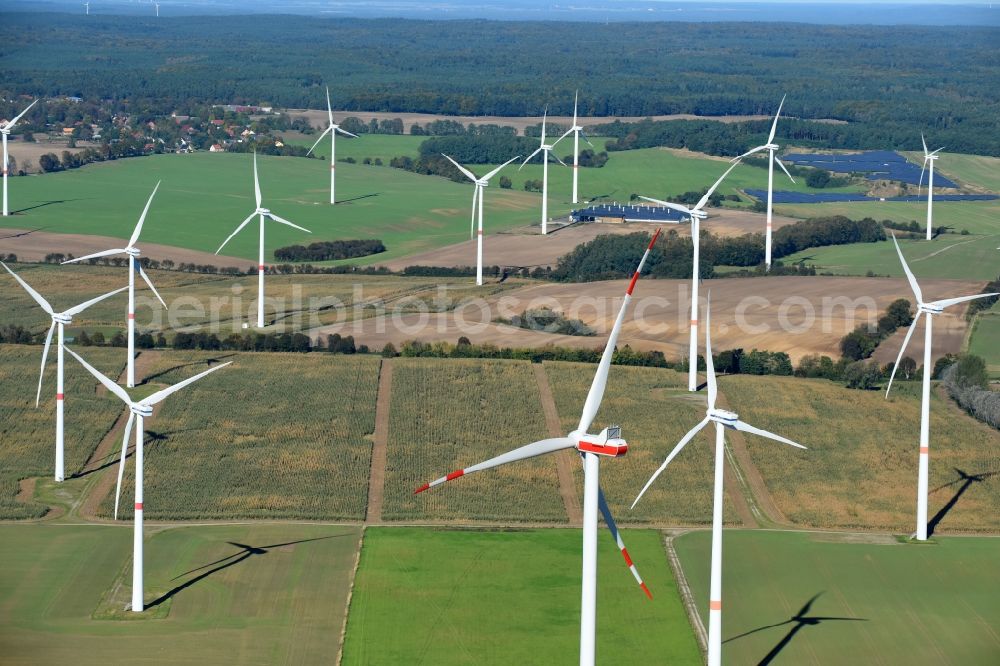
(315, 275), (982, 365)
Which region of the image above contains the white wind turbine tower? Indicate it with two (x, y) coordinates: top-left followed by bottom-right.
(154, 2), (160, 17)
(918, 134), (944, 241)
(731, 95), (795, 270)
(554, 90), (593, 205)
(416, 229), (662, 666)
(67, 348), (230, 612)
(519, 108), (567, 235)
(632, 297), (806, 666)
(84, 2), (89, 15)
(441, 154), (520, 286)
(62, 183), (167, 388)
(216, 153), (312, 328)
(1, 99), (37, 217)
(306, 87), (359, 205)
(639, 160), (742, 391)
(2, 263), (125, 482)
(884, 234), (997, 541)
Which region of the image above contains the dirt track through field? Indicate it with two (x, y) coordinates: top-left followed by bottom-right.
(77, 351), (161, 520)
(533, 364), (583, 526)
(714, 387), (786, 526)
(365, 359), (393, 523)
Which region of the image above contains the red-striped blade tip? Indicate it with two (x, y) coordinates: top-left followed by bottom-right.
(648, 228), (662, 248)
(414, 483), (430, 494)
(640, 582), (653, 600)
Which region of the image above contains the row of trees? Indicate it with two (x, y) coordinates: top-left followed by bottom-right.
(273, 239), (386, 262)
(839, 298), (914, 361)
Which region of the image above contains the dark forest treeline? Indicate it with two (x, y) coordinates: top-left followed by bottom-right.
(1, 14), (997, 155)
(551, 216), (887, 281)
(273, 240), (386, 262)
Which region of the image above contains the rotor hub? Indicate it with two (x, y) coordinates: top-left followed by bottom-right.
(918, 303), (942, 316)
(765, 143), (780, 151)
(52, 313), (73, 325)
(125, 247), (141, 258)
(258, 208), (270, 215)
(691, 210), (709, 220)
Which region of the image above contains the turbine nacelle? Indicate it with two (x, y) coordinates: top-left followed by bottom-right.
(129, 403), (154, 418)
(764, 142), (780, 151)
(708, 408), (739, 427)
(476, 179), (489, 189)
(257, 207), (271, 216)
(125, 246), (141, 259)
(51, 313), (73, 325)
(691, 209), (709, 220)
(576, 426), (628, 458)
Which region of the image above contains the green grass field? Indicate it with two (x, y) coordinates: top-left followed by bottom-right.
(0, 523), (361, 665)
(968, 310), (1000, 378)
(342, 527), (702, 665)
(0, 346), (125, 519)
(99, 350), (380, 521)
(674, 529), (1000, 665)
(902, 151), (1000, 193)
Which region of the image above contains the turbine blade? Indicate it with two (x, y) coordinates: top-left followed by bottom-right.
(732, 145), (766, 162)
(918, 159), (927, 195)
(891, 233), (923, 304)
(885, 311), (921, 398)
(2, 262), (54, 314)
(577, 229), (662, 434)
(65, 347), (132, 406)
(127, 181), (161, 248)
(921, 133), (928, 157)
(36, 322), (55, 407)
(732, 420), (806, 449)
(216, 212), (257, 255)
(306, 126), (332, 156)
(60, 248), (126, 264)
(929, 292), (1000, 310)
(114, 412), (135, 521)
(137, 264), (166, 308)
(7, 100), (38, 128)
(482, 155), (521, 182)
(637, 196), (694, 217)
(632, 417), (711, 509)
(441, 153), (478, 183)
(705, 295), (717, 411)
(540, 107), (547, 143)
(519, 147), (543, 171)
(141, 361), (232, 407)
(775, 157), (796, 183)
(253, 153), (262, 209)
(598, 484), (652, 598)
(695, 160), (741, 212)
(267, 213), (312, 234)
(930, 147), (945, 156)
(549, 150), (569, 168)
(325, 86), (334, 126)
(767, 94), (786, 144)
(335, 127), (359, 138)
(470, 186), (478, 239)
(414, 437), (576, 493)
(64, 286), (128, 316)
(573, 89), (579, 124)
(581, 131), (594, 148)
(553, 126), (574, 146)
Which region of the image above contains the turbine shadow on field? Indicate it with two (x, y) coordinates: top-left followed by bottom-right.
(145, 533), (353, 610)
(724, 592), (867, 666)
(139, 354), (237, 386)
(0, 225), (50, 238)
(335, 192), (379, 204)
(927, 467), (997, 537)
(71, 429), (178, 479)
(11, 199), (82, 214)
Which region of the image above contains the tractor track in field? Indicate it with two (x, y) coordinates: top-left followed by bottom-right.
(533, 363), (584, 526)
(365, 359), (393, 524)
(76, 351), (162, 521)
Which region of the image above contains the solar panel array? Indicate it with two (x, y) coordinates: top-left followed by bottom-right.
(744, 189), (998, 204)
(782, 150), (959, 188)
(571, 203), (688, 223)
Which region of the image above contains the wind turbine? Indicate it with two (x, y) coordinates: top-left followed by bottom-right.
(61, 183), (167, 388)
(84, 2), (89, 15)
(731, 95), (795, 271)
(416, 229), (662, 666)
(639, 160), (742, 391)
(918, 134), (944, 241)
(306, 86), (358, 205)
(554, 90), (593, 205)
(441, 154), (520, 286)
(154, 2), (160, 17)
(632, 297), (806, 666)
(67, 347), (230, 612)
(1, 99), (37, 217)
(884, 234), (996, 541)
(216, 153), (312, 328)
(2, 263), (125, 482)
(519, 108), (567, 235)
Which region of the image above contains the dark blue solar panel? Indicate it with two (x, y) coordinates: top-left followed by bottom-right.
(782, 151), (958, 188)
(744, 189), (998, 204)
(571, 204), (688, 222)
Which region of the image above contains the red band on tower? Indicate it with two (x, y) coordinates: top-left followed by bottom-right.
(920, 447), (929, 454)
(135, 503), (143, 511)
(56, 393), (64, 400)
(710, 600), (722, 611)
(128, 314), (135, 320)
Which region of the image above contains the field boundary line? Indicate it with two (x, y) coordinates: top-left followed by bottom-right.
(365, 358), (393, 524)
(533, 363), (582, 526)
(663, 529), (707, 657)
(336, 526), (366, 666)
